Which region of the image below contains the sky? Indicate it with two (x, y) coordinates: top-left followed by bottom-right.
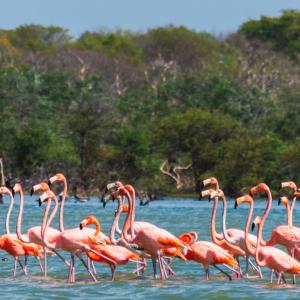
(1, 0), (300, 37)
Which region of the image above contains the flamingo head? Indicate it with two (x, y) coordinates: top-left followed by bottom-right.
(0, 186), (12, 196)
(48, 173), (65, 187)
(79, 216), (100, 230)
(12, 183), (22, 196)
(30, 182), (50, 196)
(249, 183), (269, 197)
(202, 177), (219, 188)
(278, 196), (289, 207)
(101, 181), (122, 207)
(200, 188), (215, 201)
(251, 216), (262, 231)
(234, 194), (253, 208)
(38, 190), (55, 206)
(280, 181), (297, 191)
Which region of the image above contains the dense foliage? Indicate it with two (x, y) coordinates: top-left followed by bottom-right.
(1, 11), (300, 196)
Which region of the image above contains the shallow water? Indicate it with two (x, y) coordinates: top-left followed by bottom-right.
(0, 196), (299, 299)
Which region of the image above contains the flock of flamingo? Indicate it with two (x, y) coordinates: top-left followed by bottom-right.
(0, 173), (300, 285)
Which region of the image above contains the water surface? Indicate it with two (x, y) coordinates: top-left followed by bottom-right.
(0, 196), (299, 299)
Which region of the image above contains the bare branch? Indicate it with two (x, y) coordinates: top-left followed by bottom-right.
(160, 160), (192, 189)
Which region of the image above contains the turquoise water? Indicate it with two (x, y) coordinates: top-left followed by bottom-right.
(0, 196), (299, 299)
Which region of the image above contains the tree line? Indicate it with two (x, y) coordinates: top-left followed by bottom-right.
(1, 10), (300, 196)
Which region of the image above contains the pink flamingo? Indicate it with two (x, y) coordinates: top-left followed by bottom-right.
(201, 179), (261, 276)
(80, 215), (146, 280)
(278, 196), (300, 261)
(48, 173), (110, 273)
(39, 190), (117, 283)
(109, 194), (188, 277)
(249, 183), (300, 256)
(0, 186), (42, 276)
(185, 238), (239, 280)
(235, 194), (300, 284)
(109, 181), (188, 280)
(20, 182), (70, 276)
(200, 189), (246, 259)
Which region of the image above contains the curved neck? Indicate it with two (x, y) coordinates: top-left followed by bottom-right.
(16, 188), (30, 243)
(5, 191), (14, 235)
(42, 196), (59, 248)
(210, 198), (222, 244)
(261, 187), (272, 225)
(255, 221), (266, 266)
(91, 219), (101, 236)
(122, 187), (136, 243)
(244, 200), (255, 256)
(59, 178), (67, 232)
(285, 202), (292, 227)
(290, 196), (296, 225)
(221, 194), (236, 244)
(110, 198), (123, 244)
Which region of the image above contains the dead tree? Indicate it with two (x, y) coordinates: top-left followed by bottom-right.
(159, 160), (192, 189)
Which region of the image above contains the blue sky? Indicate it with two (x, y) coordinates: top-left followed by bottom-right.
(1, 0), (300, 37)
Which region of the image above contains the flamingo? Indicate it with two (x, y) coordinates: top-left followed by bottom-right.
(185, 239), (239, 280)
(47, 173), (110, 274)
(235, 194), (300, 284)
(109, 194), (189, 277)
(278, 196), (300, 261)
(200, 180), (261, 276)
(107, 181), (188, 280)
(21, 182), (70, 276)
(38, 190), (117, 283)
(0, 186), (42, 276)
(249, 183), (300, 256)
(200, 189), (246, 262)
(79, 215), (146, 280)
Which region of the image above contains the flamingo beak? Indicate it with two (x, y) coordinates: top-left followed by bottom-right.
(278, 199), (281, 206)
(251, 222), (255, 232)
(12, 189), (15, 197)
(47, 180), (52, 188)
(38, 198), (42, 207)
(103, 201), (106, 208)
(278, 184), (282, 190)
(30, 187), (34, 196)
(234, 200), (238, 209)
(208, 196), (212, 202)
(79, 219), (88, 230)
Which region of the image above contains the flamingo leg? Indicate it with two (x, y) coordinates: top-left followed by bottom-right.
(213, 265), (232, 281)
(277, 272), (282, 284)
(290, 248), (296, 284)
(91, 260), (97, 275)
(67, 255), (73, 283)
(110, 264), (116, 281)
(281, 274), (287, 284)
(205, 267), (209, 280)
(151, 256), (157, 279)
(130, 259), (147, 275)
(248, 258), (263, 278)
(13, 258), (17, 277)
(71, 255), (76, 283)
(17, 257), (27, 275)
(35, 256), (44, 273)
(270, 270), (273, 283)
(51, 249), (70, 267)
(223, 264), (241, 278)
(43, 247), (47, 277)
(24, 255), (28, 275)
(161, 258), (175, 276)
(157, 252), (167, 280)
(76, 254), (98, 282)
